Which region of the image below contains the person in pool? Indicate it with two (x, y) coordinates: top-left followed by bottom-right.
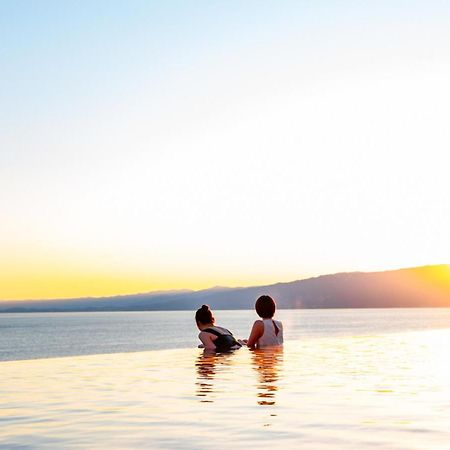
(195, 304), (242, 352)
(245, 295), (283, 349)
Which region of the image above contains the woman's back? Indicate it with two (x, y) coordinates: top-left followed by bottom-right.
(257, 319), (283, 348)
(202, 326), (241, 351)
(196, 304), (241, 351)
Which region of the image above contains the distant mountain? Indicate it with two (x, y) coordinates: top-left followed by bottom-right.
(0, 265), (449, 313)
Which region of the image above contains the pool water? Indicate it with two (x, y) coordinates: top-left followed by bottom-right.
(1, 329), (449, 449)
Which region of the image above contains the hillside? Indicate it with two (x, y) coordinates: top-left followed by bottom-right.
(0, 265), (448, 312)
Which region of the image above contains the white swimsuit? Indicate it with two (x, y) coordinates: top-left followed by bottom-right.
(257, 319), (283, 347)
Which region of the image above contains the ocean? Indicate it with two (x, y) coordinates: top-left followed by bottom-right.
(1, 308), (450, 361)
(1, 309), (449, 449)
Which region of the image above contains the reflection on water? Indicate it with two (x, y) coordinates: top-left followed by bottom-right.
(1, 330), (450, 449)
(195, 347), (284, 408)
(195, 351), (235, 402)
(252, 347), (283, 406)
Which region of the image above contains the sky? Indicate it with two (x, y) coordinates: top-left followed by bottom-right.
(1, 1), (449, 300)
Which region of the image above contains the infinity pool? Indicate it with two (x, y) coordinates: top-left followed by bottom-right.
(1, 329), (449, 449)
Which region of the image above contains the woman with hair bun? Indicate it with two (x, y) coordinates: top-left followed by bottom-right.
(195, 304), (241, 352)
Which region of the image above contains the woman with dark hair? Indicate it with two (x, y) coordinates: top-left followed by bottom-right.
(245, 295), (283, 349)
(195, 304), (241, 352)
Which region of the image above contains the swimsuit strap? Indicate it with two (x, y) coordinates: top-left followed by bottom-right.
(202, 327), (226, 337)
(203, 327), (241, 350)
(272, 320), (280, 336)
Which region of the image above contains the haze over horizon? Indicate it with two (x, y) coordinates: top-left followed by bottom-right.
(1, 263), (449, 304)
(2, 1), (449, 300)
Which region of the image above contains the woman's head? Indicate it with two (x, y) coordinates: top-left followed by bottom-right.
(255, 295), (276, 319)
(195, 304), (215, 327)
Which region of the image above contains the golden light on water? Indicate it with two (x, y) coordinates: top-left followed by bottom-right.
(2, 3), (450, 449)
(2, 330), (450, 448)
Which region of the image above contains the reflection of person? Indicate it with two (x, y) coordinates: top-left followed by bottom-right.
(195, 304), (242, 352)
(245, 295), (284, 349)
(251, 347), (283, 406)
(195, 350), (234, 402)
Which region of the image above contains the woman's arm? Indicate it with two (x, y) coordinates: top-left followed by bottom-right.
(199, 331), (217, 350)
(246, 320), (264, 349)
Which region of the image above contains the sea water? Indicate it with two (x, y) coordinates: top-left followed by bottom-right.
(1, 308), (450, 361)
(1, 309), (449, 449)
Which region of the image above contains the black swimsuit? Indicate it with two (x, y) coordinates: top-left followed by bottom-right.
(203, 327), (242, 352)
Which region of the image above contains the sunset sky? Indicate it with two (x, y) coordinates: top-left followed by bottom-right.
(1, 1), (449, 300)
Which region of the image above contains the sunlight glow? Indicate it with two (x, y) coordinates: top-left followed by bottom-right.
(1, 1), (449, 299)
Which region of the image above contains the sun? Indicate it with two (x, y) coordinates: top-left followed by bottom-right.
(411, 264), (450, 294)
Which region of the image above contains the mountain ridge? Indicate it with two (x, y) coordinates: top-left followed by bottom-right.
(1, 264), (448, 312)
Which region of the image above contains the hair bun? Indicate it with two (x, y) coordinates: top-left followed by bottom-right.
(195, 304), (214, 325)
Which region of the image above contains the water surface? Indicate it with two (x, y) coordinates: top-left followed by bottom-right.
(1, 330), (449, 449)
(2, 308), (450, 361)
(1, 309), (449, 448)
